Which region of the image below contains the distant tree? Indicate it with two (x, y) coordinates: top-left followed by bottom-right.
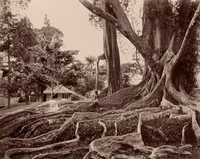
(122, 74), (130, 87)
(29, 22), (81, 101)
(44, 14), (50, 26)
(0, 9), (81, 103)
(121, 62), (143, 76)
(0, 1), (37, 107)
(85, 55), (96, 70)
(74, 73), (104, 97)
(121, 62), (143, 87)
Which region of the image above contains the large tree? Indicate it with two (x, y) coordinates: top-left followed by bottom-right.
(2, 1), (200, 159)
(79, 0), (199, 106)
(79, 0), (200, 144)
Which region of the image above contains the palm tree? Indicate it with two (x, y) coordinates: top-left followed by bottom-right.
(84, 55), (96, 70)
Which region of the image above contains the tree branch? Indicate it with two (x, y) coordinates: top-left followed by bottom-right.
(160, 33), (175, 64)
(37, 81), (51, 91)
(109, 0), (149, 56)
(79, 0), (119, 26)
(173, 3), (200, 65)
(79, 0), (163, 75)
(79, 0), (148, 57)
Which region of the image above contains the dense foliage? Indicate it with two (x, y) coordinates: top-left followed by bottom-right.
(74, 74), (105, 97)
(0, 10), (81, 102)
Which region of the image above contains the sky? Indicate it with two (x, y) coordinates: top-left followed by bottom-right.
(11, 0), (144, 63)
(23, 0), (104, 63)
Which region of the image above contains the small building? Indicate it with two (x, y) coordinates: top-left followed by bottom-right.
(43, 85), (75, 101)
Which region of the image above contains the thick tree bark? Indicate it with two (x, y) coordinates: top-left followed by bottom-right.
(100, 0), (122, 94)
(80, 0), (200, 106)
(7, 50), (11, 108)
(95, 58), (100, 94)
(80, 0), (200, 147)
(80, 0), (122, 95)
(80, 0), (162, 76)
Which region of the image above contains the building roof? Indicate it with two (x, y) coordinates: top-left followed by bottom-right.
(44, 85), (75, 94)
(44, 85), (86, 100)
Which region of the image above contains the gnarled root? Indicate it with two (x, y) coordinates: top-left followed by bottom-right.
(192, 111), (200, 146)
(149, 144), (192, 159)
(84, 113), (144, 159)
(181, 122), (190, 145)
(161, 97), (200, 146)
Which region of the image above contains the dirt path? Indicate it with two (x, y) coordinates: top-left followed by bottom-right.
(0, 102), (40, 116)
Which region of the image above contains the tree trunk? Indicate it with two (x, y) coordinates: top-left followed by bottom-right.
(95, 58), (100, 96)
(79, 0), (200, 103)
(100, 0), (122, 95)
(7, 49), (11, 108)
(79, 0), (200, 147)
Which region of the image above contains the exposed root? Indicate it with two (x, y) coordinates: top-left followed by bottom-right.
(4, 139), (81, 159)
(192, 111), (200, 146)
(149, 144), (192, 159)
(137, 113), (142, 134)
(138, 109), (178, 122)
(0, 112), (101, 156)
(181, 122), (190, 145)
(1, 86), (200, 159)
(125, 79), (163, 111)
(75, 121), (80, 139)
(114, 114), (124, 136)
(169, 114), (191, 120)
(31, 147), (89, 159)
(114, 121), (118, 136)
(160, 97), (180, 110)
(32, 151), (71, 159)
(160, 97), (200, 146)
(99, 74), (151, 107)
(98, 120), (107, 137)
(85, 113), (144, 159)
(157, 127), (168, 142)
(144, 125), (168, 143)
(102, 109), (125, 117)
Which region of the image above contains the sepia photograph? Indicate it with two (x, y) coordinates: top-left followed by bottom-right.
(0, 0), (200, 158)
